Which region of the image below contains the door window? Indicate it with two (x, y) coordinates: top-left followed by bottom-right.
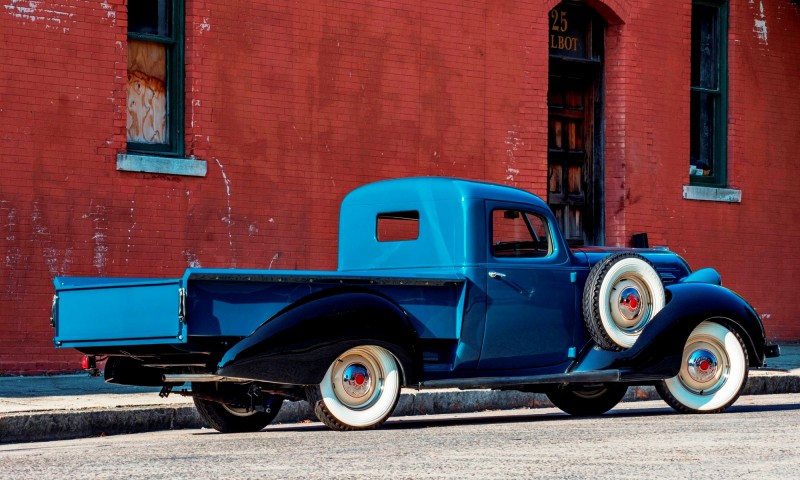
(491, 210), (553, 258)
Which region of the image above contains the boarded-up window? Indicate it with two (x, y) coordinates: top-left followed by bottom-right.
(126, 0), (183, 155)
(127, 41), (167, 144)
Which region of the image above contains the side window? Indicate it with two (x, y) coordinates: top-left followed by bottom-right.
(376, 211), (419, 242)
(492, 209), (553, 258)
(690, 0), (727, 186)
(127, 0), (184, 156)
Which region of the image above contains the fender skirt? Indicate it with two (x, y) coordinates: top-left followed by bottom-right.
(216, 291), (418, 385)
(573, 282), (767, 380)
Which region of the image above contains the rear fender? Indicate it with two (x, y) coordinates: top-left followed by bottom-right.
(217, 290), (418, 385)
(574, 282), (767, 378)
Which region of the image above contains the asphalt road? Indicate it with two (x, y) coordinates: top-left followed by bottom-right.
(2, 395), (799, 479)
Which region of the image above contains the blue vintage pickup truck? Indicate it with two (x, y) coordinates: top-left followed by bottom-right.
(52, 177), (778, 432)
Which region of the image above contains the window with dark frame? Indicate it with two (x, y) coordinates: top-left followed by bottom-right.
(690, 0), (728, 187)
(126, 0), (184, 157)
(491, 210), (553, 259)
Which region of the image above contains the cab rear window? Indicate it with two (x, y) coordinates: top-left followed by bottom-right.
(376, 211), (419, 242)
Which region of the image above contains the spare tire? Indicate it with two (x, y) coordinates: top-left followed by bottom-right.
(583, 252), (665, 350)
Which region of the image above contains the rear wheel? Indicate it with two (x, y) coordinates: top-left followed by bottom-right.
(192, 382), (284, 433)
(656, 321), (748, 413)
(546, 384), (628, 416)
(306, 345), (401, 431)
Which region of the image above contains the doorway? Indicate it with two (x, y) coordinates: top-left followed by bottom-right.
(547, 2), (605, 246)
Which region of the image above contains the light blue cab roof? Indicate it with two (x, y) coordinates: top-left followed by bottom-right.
(342, 177), (549, 208)
(338, 177), (551, 272)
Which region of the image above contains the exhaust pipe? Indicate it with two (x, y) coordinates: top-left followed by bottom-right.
(162, 373), (252, 383)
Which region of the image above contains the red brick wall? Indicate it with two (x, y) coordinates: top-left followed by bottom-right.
(0, 0), (798, 373)
(601, 0), (800, 340)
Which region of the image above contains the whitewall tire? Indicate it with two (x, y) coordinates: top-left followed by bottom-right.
(656, 321), (749, 413)
(583, 253), (665, 350)
(306, 345), (401, 431)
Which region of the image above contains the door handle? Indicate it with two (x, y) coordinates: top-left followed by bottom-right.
(489, 271), (534, 298)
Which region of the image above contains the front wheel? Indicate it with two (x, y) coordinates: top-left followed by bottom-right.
(546, 384), (628, 416)
(306, 345), (401, 431)
(656, 321), (749, 413)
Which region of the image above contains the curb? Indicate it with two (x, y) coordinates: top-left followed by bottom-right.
(3, 374), (799, 444)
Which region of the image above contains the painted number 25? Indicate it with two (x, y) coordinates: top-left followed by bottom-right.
(550, 10), (568, 32)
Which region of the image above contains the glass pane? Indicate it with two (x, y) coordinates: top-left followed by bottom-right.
(548, 4), (588, 59)
(376, 211), (419, 242)
(492, 210), (551, 258)
(127, 40), (168, 144)
(691, 4), (718, 90)
(128, 0), (170, 37)
(690, 91), (715, 176)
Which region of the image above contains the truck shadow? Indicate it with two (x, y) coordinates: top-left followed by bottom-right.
(266, 400), (800, 433)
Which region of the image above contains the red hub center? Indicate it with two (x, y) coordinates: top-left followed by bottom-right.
(354, 373), (365, 386)
(625, 295), (639, 312)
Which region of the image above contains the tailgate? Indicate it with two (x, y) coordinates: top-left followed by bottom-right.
(53, 277), (186, 348)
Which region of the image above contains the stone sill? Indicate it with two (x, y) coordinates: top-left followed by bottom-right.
(117, 154), (207, 177)
(682, 185), (742, 203)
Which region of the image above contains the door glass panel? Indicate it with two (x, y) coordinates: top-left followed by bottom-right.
(491, 210), (552, 258)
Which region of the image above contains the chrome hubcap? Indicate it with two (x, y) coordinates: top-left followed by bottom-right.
(341, 363), (371, 399)
(686, 349), (718, 383)
(610, 278), (651, 331)
(329, 348), (385, 410)
(617, 286), (642, 321)
(679, 338), (729, 395)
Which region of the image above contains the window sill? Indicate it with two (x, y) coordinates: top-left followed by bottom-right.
(117, 154), (207, 177)
(682, 185), (741, 203)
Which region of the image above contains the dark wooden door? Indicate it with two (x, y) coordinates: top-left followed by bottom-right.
(547, 67), (595, 246)
(546, 2), (604, 247)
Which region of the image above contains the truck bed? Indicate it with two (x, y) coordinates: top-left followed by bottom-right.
(53, 268), (466, 350)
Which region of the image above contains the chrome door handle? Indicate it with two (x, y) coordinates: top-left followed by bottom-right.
(488, 271), (506, 279)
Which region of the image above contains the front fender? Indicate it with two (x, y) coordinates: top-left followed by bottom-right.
(217, 290), (418, 385)
(574, 282), (767, 378)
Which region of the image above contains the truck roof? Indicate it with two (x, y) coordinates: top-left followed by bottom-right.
(343, 177), (550, 210)
(338, 177), (552, 272)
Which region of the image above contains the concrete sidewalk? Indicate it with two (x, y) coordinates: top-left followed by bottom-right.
(2, 345), (799, 444)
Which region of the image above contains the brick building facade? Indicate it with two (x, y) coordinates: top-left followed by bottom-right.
(1, 0), (798, 373)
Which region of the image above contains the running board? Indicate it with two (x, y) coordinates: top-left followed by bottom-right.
(417, 370), (622, 390)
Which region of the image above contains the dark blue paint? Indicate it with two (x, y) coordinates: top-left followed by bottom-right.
(51, 177), (772, 389)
